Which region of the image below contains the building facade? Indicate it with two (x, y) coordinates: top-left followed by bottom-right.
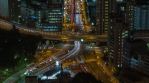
(130, 53), (149, 75)
(126, 0), (149, 30)
(0, 0), (21, 22)
(20, 0), (63, 33)
(96, 0), (110, 35)
(122, 38), (149, 74)
(108, 13), (128, 69)
(96, 0), (126, 35)
(0, 0), (9, 19)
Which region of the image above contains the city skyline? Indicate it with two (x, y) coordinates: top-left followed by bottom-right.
(0, 0), (149, 83)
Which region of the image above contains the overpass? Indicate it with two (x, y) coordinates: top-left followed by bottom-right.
(43, 35), (108, 42)
(2, 18), (149, 42)
(0, 19), (108, 42)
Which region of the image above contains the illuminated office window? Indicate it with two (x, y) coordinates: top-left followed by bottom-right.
(105, 4), (108, 6)
(105, 1), (108, 3)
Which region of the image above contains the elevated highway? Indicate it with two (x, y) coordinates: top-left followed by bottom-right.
(43, 35), (108, 42)
(0, 19), (108, 42)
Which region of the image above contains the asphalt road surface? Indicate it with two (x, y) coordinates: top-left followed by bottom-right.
(3, 68), (27, 83)
(86, 61), (111, 83)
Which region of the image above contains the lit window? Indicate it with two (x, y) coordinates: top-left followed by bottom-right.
(118, 64), (120, 67)
(121, 7), (125, 11)
(105, 4), (108, 6)
(105, 1), (108, 3)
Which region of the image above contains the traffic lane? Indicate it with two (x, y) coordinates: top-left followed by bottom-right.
(28, 45), (75, 74)
(4, 45), (70, 83)
(29, 61), (55, 75)
(29, 41), (80, 75)
(3, 68), (27, 83)
(18, 79), (25, 83)
(87, 62), (110, 83)
(87, 61), (111, 83)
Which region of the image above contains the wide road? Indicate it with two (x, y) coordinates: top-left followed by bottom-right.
(0, 19), (108, 42)
(18, 41), (81, 83)
(2, 69), (27, 83)
(87, 61), (111, 83)
(3, 43), (72, 83)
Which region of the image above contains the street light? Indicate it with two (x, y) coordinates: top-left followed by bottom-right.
(56, 61), (60, 66)
(6, 69), (8, 71)
(81, 39), (84, 42)
(24, 58), (27, 61)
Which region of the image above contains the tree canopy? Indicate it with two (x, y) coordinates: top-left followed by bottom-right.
(72, 72), (103, 83)
(0, 26), (42, 68)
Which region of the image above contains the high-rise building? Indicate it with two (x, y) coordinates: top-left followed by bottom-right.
(0, 0), (9, 19)
(108, 13), (128, 69)
(20, 0), (63, 33)
(21, 0), (33, 4)
(0, 0), (21, 22)
(122, 38), (149, 75)
(126, 0), (149, 30)
(96, 0), (110, 35)
(96, 0), (126, 35)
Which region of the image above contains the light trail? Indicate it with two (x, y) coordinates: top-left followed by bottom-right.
(41, 71), (61, 80)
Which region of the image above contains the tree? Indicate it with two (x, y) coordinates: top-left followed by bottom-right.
(72, 72), (103, 83)
(0, 28), (42, 68)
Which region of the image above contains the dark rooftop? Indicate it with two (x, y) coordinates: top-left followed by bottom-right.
(35, 0), (47, 3)
(25, 76), (38, 78)
(127, 0), (149, 5)
(121, 68), (149, 78)
(136, 2), (149, 5)
(126, 39), (144, 43)
(120, 74), (142, 82)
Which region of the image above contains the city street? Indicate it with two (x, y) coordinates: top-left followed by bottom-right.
(86, 61), (111, 83)
(3, 68), (27, 83)
(3, 42), (74, 83)
(17, 41), (81, 83)
(0, 0), (110, 83)
(60, 43), (112, 83)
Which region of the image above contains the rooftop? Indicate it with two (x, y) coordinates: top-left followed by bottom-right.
(126, 39), (144, 43)
(25, 76), (38, 78)
(120, 74), (142, 82)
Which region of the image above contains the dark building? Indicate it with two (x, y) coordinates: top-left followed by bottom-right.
(25, 76), (38, 83)
(108, 13), (129, 69)
(126, 0), (149, 31)
(0, 0), (21, 22)
(96, 0), (125, 35)
(20, 0), (63, 33)
(119, 69), (149, 83)
(122, 38), (149, 75)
